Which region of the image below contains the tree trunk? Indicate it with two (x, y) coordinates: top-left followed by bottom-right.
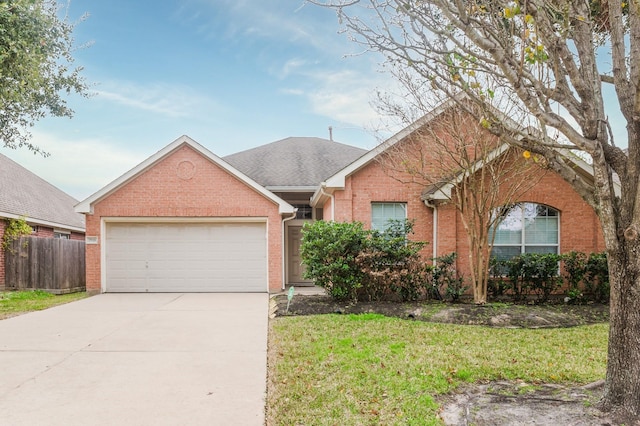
(601, 242), (640, 421)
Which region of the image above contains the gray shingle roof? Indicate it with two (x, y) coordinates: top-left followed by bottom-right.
(224, 137), (367, 187)
(0, 153), (85, 230)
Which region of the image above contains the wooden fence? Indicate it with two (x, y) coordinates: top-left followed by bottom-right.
(4, 236), (85, 294)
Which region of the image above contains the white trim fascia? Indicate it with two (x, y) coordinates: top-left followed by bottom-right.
(555, 149), (621, 197)
(309, 183), (337, 218)
(100, 218), (106, 293)
(423, 144), (619, 201)
(322, 94), (467, 190)
(310, 183), (329, 207)
(281, 211), (297, 290)
(555, 147), (595, 175)
(0, 211), (85, 233)
(100, 216), (269, 224)
(266, 186), (318, 192)
(425, 143), (512, 201)
(75, 135), (295, 215)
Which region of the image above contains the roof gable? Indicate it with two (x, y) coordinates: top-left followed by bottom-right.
(311, 96), (466, 205)
(323, 96), (466, 191)
(312, 95), (605, 207)
(75, 135), (295, 215)
(0, 153), (85, 231)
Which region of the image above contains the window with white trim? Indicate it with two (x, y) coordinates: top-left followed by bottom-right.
(491, 203), (559, 261)
(292, 204), (313, 220)
(371, 202), (407, 232)
(54, 231), (71, 239)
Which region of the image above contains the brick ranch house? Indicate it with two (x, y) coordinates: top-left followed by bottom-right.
(0, 153), (86, 290)
(309, 103), (606, 282)
(76, 102), (604, 294)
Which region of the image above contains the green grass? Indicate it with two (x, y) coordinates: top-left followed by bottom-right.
(0, 290), (87, 318)
(267, 314), (608, 425)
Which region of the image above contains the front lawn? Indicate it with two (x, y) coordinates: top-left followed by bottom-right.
(0, 290), (88, 319)
(267, 314), (608, 425)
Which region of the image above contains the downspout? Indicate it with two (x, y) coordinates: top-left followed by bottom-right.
(424, 199), (438, 265)
(319, 183), (335, 221)
(281, 210), (298, 291)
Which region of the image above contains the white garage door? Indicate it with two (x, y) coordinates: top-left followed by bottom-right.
(105, 222), (267, 292)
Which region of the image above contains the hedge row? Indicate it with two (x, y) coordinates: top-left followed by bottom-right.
(300, 220), (465, 303)
(487, 251), (609, 303)
(301, 220), (609, 304)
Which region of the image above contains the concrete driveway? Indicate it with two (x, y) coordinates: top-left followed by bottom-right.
(0, 293), (269, 425)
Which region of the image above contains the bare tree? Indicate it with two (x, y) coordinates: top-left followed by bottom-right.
(312, 0), (639, 420)
(377, 97), (543, 304)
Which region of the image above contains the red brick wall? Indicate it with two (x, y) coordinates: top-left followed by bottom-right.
(334, 160), (433, 257)
(84, 144), (284, 293)
(448, 164), (605, 279)
(27, 226), (83, 240)
(70, 232), (84, 241)
(33, 226), (54, 238)
(331, 152), (605, 280)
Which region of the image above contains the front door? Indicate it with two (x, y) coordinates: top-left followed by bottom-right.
(287, 225), (313, 284)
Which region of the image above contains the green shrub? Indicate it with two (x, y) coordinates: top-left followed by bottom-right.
(503, 255), (528, 301)
(356, 221), (429, 302)
(431, 253), (467, 302)
(522, 253), (562, 303)
(301, 221), (367, 302)
(494, 251), (609, 304)
(584, 252), (609, 303)
(562, 251), (588, 303)
(301, 220), (431, 303)
(487, 257), (509, 300)
(502, 253), (562, 303)
(2, 217), (32, 252)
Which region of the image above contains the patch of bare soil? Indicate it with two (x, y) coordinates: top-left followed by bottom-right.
(271, 294), (609, 328)
(0, 313), (21, 320)
(270, 294), (622, 425)
(439, 380), (617, 426)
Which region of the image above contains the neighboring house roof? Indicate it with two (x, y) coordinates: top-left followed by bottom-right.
(224, 137), (367, 191)
(75, 135), (296, 215)
(0, 153), (85, 232)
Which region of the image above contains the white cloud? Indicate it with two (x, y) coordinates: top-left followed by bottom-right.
(94, 80), (224, 118)
(281, 88), (305, 96)
(2, 131), (146, 200)
(278, 58), (308, 79)
(283, 68), (390, 130)
(180, 1), (343, 52)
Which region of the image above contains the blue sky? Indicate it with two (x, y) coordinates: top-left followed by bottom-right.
(1, 1), (390, 200)
(1, 1), (629, 201)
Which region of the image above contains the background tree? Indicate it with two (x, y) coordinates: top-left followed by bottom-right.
(313, 0), (640, 421)
(376, 94), (543, 304)
(0, 0), (87, 154)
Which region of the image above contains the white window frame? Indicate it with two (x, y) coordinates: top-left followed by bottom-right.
(54, 229), (71, 239)
(491, 203), (560, 260)
(371, 202), (407, 232)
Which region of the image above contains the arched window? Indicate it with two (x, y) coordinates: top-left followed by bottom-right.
(491, 203), (559, 261)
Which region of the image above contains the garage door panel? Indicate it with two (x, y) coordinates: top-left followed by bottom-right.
(105, 222), (267, 292)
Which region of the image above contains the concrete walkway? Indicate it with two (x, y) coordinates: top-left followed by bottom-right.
(0, 293), (269, 426)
